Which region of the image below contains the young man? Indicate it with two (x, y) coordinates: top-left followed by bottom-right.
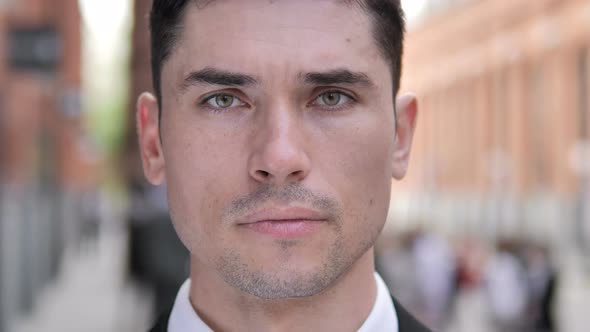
(138, 0), (427, 331)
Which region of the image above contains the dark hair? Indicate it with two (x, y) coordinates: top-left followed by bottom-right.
(150, 0), (405, 110)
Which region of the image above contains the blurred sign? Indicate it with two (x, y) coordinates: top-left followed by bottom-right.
(8, 27), (62, 72)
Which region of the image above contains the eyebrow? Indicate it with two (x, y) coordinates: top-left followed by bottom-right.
(180, 67), (258, 92)
(301, 69), (374, 87)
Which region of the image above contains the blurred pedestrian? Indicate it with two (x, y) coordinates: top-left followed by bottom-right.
(524, 242), (557, 332)
(376, 232), (421, 313)
(484, 239), (529, 332)
(413, 232), (457, 330)
(127, 179), (189, 317)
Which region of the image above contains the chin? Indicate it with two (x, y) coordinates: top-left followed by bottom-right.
(237, 269), (338, 300)
(216, 247), (347, 300)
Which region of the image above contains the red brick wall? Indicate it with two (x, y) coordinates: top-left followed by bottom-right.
(0, 0), (95, 188)
(401, 0), (590, 197)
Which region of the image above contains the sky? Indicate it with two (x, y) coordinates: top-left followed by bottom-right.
(401, 0), (429, 24)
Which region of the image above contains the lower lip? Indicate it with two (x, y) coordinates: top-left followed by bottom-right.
(242, 220), (324, 238)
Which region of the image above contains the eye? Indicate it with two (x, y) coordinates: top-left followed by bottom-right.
(204, 93), (246, 109)
(313, 91), (352, 108)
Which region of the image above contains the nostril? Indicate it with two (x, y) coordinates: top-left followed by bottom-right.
(256, 170), (270, 178)
(291, 170), (303, 177)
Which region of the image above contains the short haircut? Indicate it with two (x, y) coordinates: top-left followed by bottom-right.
(149, 0), (405, 111)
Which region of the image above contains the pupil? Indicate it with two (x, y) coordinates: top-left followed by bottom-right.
(323, 93), (340, 105)
(217, 95), (233, 107)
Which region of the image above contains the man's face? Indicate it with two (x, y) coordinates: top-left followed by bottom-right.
(138, 0), (416, 299)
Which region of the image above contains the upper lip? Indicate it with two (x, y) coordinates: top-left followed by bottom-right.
(237, 206), (327, 225)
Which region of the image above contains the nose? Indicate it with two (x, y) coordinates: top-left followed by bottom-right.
(248, 105), (311, 185)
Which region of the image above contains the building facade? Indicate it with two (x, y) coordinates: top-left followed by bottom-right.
(0, 0), (98, 330)
(393, 0), (590, 247)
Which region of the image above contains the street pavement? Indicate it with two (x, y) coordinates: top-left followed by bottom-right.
(11, 230), (153, 332)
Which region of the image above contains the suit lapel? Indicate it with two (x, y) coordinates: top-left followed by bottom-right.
(392, 296), (432, 332)
(149, 308), (172, 332)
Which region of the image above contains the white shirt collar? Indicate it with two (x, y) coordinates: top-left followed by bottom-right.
(168, 272), (398, 332)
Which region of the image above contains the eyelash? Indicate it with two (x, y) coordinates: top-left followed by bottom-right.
(309, 90), (356, 112)
(198, 89), (356, 112)
(199, 92), (249, 112)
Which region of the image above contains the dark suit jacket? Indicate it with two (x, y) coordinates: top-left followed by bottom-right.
(149, 296), (431, 332)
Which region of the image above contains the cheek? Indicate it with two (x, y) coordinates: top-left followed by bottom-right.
(319, 119), (395, 232)
(162, 123), (244, 252)
(326, 121), (394, 193)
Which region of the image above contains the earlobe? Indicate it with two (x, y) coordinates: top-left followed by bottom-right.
(137, 92), (166, 185)
(392, 93), (418, 180)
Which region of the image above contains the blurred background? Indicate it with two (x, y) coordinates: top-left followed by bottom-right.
(0, 0), (588, 331)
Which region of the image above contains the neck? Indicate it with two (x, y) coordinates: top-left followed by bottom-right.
(189, 249), (377, 332)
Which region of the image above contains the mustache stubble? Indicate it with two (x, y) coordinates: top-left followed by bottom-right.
(221, 183), (343, 224)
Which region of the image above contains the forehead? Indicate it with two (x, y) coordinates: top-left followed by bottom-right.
(186, 0), (368, 31)
(165, 0), (388, 86)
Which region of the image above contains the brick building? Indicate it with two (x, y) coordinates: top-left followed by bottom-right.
(394, 0), (590, 245)
(0, 0), (98, 330)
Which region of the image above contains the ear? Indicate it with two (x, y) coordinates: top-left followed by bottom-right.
(392, 93), (418, 180)
(137, 92), (166, 185)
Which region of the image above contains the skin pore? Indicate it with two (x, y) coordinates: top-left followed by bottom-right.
(137, 1), (417, 331)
